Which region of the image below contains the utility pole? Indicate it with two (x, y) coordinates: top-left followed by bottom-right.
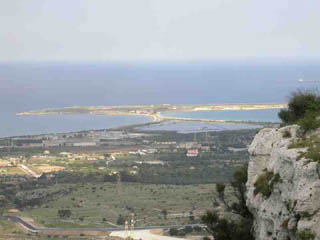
(130, 214), (135, 237)
(124, 214), (135, 239)
(117, 172), (122, 195)
(125, 220), (129, 239)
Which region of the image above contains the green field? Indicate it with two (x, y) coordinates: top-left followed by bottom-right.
(0, 128), (253, 234)
(0, 167), (26, 175)
(19, 182), (218, 228)
(0, 217), (46, 240)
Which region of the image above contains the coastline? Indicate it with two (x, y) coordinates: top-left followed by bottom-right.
(17, 103), (286, 117)
(15, 103), (284, 133)
(16, 103), (287, 115)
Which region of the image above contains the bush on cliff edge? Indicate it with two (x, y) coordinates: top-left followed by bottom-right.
(278, 90), (320, 133)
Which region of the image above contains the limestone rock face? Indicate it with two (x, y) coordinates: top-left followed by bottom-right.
(246, 125), (320, 240)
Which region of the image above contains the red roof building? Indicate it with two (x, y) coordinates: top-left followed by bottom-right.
(186, 149), (199, 157)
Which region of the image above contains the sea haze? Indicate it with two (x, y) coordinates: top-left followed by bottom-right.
(1, 61), (319, 137)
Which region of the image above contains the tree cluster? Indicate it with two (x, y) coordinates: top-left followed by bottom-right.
(201, 164), (254, 240)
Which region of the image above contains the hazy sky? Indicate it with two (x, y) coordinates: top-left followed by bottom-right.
(1, 0), (320, 62)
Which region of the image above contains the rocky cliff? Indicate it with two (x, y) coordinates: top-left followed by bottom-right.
(247, 125), (320, 240)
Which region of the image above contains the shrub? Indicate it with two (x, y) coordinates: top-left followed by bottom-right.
(279, 90), (320, 123)
(296, 230), (315, 240)
(254, 172), (273, 197)
(169, 227), (179, 236)
(298, 111), (320, 133)
(57, 209), (72, 218)
(281, 218), (289, 230)
(201, 165), (254, 240)
(300, 211), (313, 218)
(278, 90), (320, 133)
(184, 225), (193, 234)
(289, 137), (310, 149)
(289, 135), (320, 163)
(178, 230), (186, 237)
(201, 211), (254, 240)
(254, 172), (282, 198)
(193, 226), (203, 232)
(304, 149), (320, 162)
(216, 183), (225, 198)
(116, 215), (126, 225)
(282, 130), (292, 138)
(278, 109), (291, 124)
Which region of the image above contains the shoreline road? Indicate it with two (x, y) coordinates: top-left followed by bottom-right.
(7, 216), (39, 233)
(17, 164), (41, 178)
(6, 215), (205, 237)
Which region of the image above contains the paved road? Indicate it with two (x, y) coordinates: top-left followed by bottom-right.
(110, 230), (186, 240)
(6, 215), (204, 234)
(18, 164), (41, 178)
(8, 216), (39, 232)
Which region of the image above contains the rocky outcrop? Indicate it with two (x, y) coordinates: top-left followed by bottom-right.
(247, 125), (320, 240)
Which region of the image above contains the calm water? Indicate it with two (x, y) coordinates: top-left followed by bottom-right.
(162, 109), (281, 123)
(1, 114), (151, 138)
(1, 61), (319, 137)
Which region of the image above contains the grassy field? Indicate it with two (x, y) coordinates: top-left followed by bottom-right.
(0, 217), (121, 240)
(0, 218), (25, 239)
(19, 182), (218, 228)
(0, 128), (252, 235)
(0, 167), (26, 175)
(0, 217), (44, 240)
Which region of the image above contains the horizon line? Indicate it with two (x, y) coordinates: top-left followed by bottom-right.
(1, 57), (320, 65)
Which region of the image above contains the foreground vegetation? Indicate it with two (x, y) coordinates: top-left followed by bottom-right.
(278, 90), (320, 165)
(289, 135), (320, 163)
(201, 165), (254, 240)
(254, 171), (282, 198)
(278, 90), (320, 133)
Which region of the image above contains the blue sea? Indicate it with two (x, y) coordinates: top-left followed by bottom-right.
(1, 60), (319, 137)
(162, 109), (281, 123)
